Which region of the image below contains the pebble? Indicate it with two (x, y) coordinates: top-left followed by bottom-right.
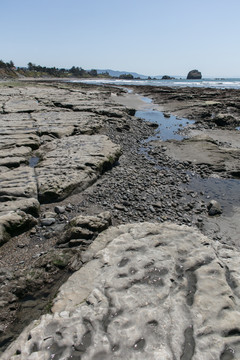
(41, 218), (56, 226)
(54, 206), (65, 214)
(17, 244), (25, 248)
(207, 200), (222, 216)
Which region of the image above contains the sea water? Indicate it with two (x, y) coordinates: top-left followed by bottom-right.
(72, 78), (240, 89)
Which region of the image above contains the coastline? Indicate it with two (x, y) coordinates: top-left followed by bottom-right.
(0, 80), (240, 356)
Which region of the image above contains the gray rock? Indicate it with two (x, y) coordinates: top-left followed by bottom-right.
(58, 211), (112, 245)
(156, 135), (240, 176)
(0, 198), (40, 217)
(3, 222), (240, 359)
(207, 199), (223, 216)
(36, 135), (121, 202)
(0, 211), (38, 246)
(54, 206), (65, 214)
(4, 97), (40, 113)
(0, 167), (38, 200)
(187, 69), (202, 79)
(41, 218), (56, 227)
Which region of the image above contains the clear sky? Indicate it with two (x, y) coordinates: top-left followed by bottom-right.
(1, 0), (240, 77)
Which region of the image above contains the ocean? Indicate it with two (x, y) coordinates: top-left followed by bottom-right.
(72, 78), (240, 89)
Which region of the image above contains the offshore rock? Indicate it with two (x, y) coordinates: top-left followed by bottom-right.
(3, 222), (240, 359)
(187, 69), (202, 79)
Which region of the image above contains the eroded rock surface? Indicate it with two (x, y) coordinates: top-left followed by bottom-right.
(0, 83), (123, 241)
(3, 222), (240, 359)
(154, 135), (240, 175)
(58, 211), (112, 246)
(36, 135), (121, 202)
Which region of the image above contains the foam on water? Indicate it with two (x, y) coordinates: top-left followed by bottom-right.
(72, 78), (240, 89)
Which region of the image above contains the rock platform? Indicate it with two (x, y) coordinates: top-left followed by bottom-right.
(0, 83), (122, 244)
(3, 222), (240, 359)
(1, 80), (240, 358)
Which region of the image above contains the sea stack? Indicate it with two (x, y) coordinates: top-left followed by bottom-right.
(187, 69), (202, 79)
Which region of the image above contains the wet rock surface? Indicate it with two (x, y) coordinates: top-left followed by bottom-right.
(130, 84), (240, 129)
(152, 135), (240, 175)
(0, 81), (240, 356)
(3, 222), (240, 359)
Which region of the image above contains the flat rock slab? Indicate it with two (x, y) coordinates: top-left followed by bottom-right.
(4, 222), (240, 359)
(36, 135), (121, 202)
(0, 167), (38, 200)
(32, 110), (102, 138)
(3, 98), (40, 113)
(157, 135), (240, 174)
(0, 113), (40, 151)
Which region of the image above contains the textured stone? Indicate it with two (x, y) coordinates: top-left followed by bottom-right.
(158, 136), (240, 175)
(36, 135), (121, 202)
(0, 211), (38, 246)
(0, 167), (38, 200)
(0, 85), (124, 246)
(0, 113), (40, 150)
(32, 110), (102, 138)
(3, 222), (240, 359)
(58, 211), (112, 245)
(0, 198), (40, 217)
(3, 97), (40, 113)
(41, 218), (56, 227)
(207, 199), (223, 216)
(187, 69), (202, 79)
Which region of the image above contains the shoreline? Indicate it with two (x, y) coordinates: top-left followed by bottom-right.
(0, 81), (240, 354)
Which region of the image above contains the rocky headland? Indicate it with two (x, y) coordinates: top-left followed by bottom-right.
(0, 80), (240, 359)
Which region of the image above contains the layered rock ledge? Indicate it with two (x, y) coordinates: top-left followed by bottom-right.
(1, 81), (240, 357)
(3, 222), (240, 359)
(0, 83), (123, 244)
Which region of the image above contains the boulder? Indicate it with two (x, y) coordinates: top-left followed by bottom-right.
(3, 222), (240, 359)
(187, 69), (202, 79)
(207, 199), (222, 216)
(58, 211), (112, 245)
(0, 211), (37, 246)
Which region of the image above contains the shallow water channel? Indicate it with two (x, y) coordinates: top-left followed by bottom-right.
(137, 95), (240, 215)
(136, 109), (194, 142)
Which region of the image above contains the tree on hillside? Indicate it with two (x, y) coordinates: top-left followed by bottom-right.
(7, 60), (15, 68)
(89, 69), (97, 77)
(119, 73), (134, 79)
(0, 60), (7, 68)
(28, 62), (34, 70)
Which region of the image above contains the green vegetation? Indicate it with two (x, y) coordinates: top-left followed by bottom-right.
(0, 59), (142, 80)
(0, 58), (111, 79)
(119, 73), (134, 79)
(20, 62), (110, 78)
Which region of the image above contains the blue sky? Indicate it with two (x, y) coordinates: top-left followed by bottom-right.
(1, 0), (240, 77)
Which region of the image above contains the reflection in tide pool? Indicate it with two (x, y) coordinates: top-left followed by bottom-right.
(136, 110), (194, 141)
(29, 156), (40, 168)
